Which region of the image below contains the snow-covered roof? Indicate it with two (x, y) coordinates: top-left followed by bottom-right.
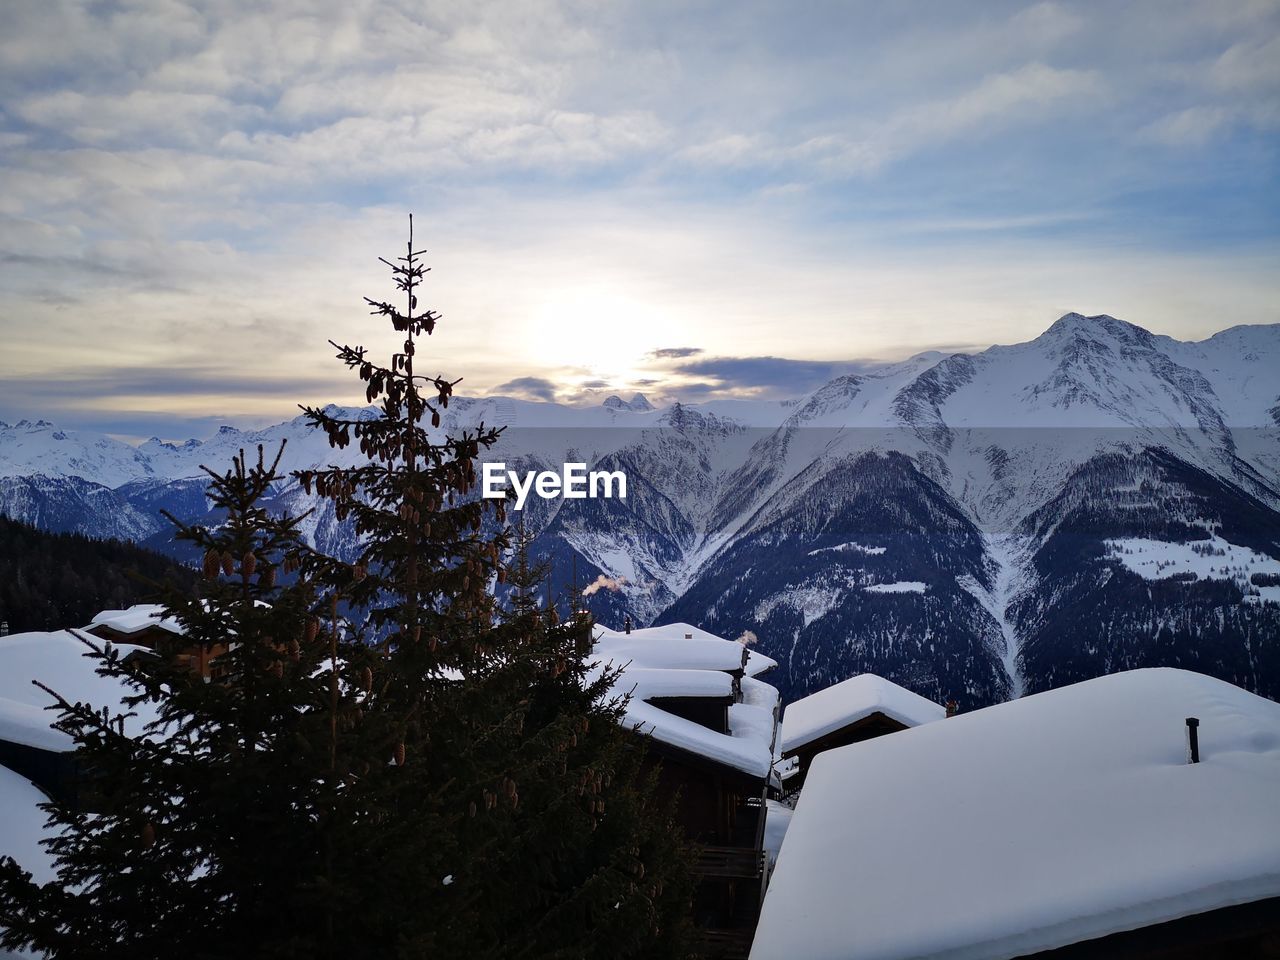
(0, 765), (55, 884)
(88, 603), (183, 637)
(594, 622), (777, 677)
(591, 626), (780, 780)
(0, 630), (155, 752)
(753, 669), (1280, 960)
(616, 666), (736, 701)
(780, 673), (945, 754)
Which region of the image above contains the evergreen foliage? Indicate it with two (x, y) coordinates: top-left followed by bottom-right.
(1, 221), (695, 958)
(296, 219), (695, 957)
(0, 515), (194, 633)
(0, 444), (388, 958)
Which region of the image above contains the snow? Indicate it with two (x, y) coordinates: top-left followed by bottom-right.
(755, 583), (848, 627)
(620, 697), (774, 778)
(753, 669), (1280, 960)
(0, 766), (55, 884)
(1105, 534), (1280, 603)
(780, 673), (944, 754)
(743, 648), (778, 677)
(595, 622), (777, 676)
(613, 667), (735, 701)
(88, 603), (183, 636)
(808, 542), (887, 557)
(762, 800), (793, 870)
(593, 623), (748, 673)
(591, 625), (780, 780)
(863, 581), (926, 594)
(0, 630), (155, 751)
(957, 533), (1032, 698)
(3, 317), (1278, 639)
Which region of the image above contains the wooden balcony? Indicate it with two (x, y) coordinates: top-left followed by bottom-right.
(697, 925), (755, 960)
(693, 845), (765, 880)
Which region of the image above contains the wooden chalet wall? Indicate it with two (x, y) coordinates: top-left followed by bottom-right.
(1023, 896), (1280, 959)
(782, 711), (908, 794)
(639, 738), (768, 960)
(84, 623), (228, 680)
(0, 738), (76, 807)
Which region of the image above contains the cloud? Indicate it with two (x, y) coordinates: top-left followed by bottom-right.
(673, 356), (863, 393)
(491, 376), (558, 401)
(1140, 106), (1235, 147)
(0, 0), (1276, 438)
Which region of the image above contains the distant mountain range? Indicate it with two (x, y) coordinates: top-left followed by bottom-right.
(3, 313), (1278, 708)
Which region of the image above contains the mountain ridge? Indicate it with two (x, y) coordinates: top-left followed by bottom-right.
(3, 313), (1278, 707)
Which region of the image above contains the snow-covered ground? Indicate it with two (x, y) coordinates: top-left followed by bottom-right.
(1106, 534), (1280, 604)
(957, 533), (1033, 698)
(808, 542), (887, 557)
(863, 581), (926, 594)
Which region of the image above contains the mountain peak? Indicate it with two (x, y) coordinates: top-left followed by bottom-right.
(1045, 312), (1154, 346)
(603, 394), (654, 412)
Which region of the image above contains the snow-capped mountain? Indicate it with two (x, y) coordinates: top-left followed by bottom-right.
(2, 314), (1278, 707)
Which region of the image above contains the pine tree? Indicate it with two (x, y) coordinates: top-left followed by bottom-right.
(295, 218), (695, 957)
(0, 443), (389, 959)
(1, 220), (696, 959)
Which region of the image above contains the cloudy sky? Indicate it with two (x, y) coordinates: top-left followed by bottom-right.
(1, 0), (1277, 439)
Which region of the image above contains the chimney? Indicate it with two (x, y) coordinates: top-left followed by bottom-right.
(623, 614), (632, 635)
(684, 632), (692, 640)
(0, 621), (8, 637)
(1186, 717), (1200, 764)
(945, 700), (958, 718)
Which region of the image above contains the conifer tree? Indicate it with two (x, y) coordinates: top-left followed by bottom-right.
(0, 443), (388, 959)
(1, 220), (696, 959)
(295, 218), (696, 957)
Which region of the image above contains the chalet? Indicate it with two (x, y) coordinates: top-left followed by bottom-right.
(86, 603), (229, 680)
(752, 668), (1280, 960)
(0, 627), (158, 807)
(592, 622), (781, 960)
(778, 673), (945, 797)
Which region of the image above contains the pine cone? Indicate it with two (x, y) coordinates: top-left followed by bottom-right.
(394, 742), (406, 767)
(141, 822), (155, 849)
(202, 549), (220, 579)
(242, 551), (256, 577)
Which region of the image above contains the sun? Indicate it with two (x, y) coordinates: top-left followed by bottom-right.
(518, 284), (682, 379)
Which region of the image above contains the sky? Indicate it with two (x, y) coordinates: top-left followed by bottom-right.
(0, 0), (1277, 440)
